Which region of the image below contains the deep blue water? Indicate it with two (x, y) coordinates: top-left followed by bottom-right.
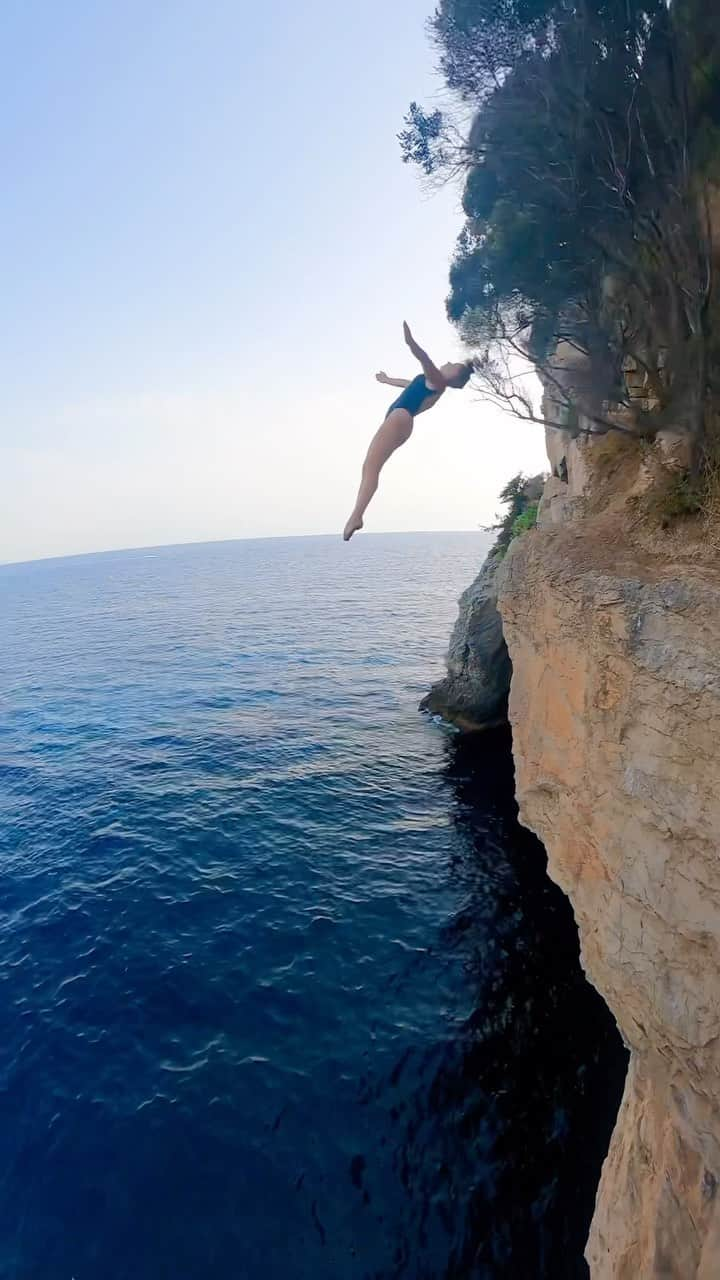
(0, 533), (625, 1280)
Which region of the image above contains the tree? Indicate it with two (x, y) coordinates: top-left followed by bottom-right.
(402, 0), (720, 450)
(490, 473), (544, 551)
(431, 0), (554, 103)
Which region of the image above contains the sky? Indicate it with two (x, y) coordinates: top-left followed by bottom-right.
(1, 0), (548, 563)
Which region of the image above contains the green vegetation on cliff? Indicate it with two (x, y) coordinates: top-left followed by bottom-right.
(491, 474), (542, 553)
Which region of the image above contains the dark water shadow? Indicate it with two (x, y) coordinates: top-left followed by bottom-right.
(367, 727), (628, 1280)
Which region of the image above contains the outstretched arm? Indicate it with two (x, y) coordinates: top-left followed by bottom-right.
(376, 371), (411, 388)
(403, 322), (445, 389)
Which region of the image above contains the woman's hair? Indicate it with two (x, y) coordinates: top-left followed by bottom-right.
(448, 360), (474, 390)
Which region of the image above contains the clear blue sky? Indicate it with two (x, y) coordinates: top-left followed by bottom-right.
(1, 0), (548, 562)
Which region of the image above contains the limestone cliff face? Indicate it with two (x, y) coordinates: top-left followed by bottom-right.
(497, 435), (720, 1277)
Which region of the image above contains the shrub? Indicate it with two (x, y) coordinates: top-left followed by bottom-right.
(510, 502), (539, 539)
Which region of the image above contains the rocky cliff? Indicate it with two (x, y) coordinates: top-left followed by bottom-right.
(421, 542), (511, 730)
(496, 432), (720, 1276)
(422, 476), (543, 730)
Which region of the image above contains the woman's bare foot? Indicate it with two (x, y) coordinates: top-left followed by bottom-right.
(343, 514), (364, 542)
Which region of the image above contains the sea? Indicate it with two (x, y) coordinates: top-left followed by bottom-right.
(0, 532), (626, 1280)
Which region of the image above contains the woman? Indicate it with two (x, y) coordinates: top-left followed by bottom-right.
(343, 322), (473, 541)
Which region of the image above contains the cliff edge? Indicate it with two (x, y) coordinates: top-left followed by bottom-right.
(497, 432), (720, 1276)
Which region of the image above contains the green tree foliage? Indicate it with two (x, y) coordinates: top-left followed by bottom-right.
(677, 0), (720, 178)
(431, 0), (554, 103)
(491, 474), (540, 551)
(402, 0), (720, 447)
(510, 502), (539, 539)
(398, 103), (446, 176)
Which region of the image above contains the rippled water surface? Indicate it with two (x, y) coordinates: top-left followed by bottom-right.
(0, 533), (626, 1279)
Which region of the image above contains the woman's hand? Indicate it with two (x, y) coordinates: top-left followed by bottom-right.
(402, 323), (445, 389)
(375, 371), (388, 384)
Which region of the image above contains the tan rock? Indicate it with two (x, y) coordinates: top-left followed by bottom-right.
(545, 423), (573, 478)
(589, 1057), (720, 1279)
(497, 509), (720, 1278)
(537, 475), (576, 528)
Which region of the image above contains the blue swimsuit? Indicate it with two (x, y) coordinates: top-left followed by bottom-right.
(386, 374), (437, 419)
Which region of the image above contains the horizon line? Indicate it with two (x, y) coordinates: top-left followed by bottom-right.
(0, 527), (493, 570)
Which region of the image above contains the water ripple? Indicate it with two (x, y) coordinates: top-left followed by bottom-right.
(0, 535), (626, 1280)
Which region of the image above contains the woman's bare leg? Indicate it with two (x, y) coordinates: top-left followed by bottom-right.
(343, 409), (413, 541)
